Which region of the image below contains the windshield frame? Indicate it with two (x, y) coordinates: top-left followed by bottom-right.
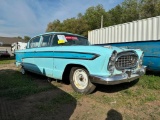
(52, 34), (90, 46)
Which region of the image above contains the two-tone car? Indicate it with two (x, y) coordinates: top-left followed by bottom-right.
(15, 32), (146, 94)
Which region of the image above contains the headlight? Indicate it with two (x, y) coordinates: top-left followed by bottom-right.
(108, 51), (117, 74)
(139, 53), (144, 66)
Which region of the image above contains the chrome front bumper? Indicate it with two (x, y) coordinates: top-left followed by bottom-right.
(90, 66), (146, 85)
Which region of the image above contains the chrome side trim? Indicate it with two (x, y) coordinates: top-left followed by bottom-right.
(90, 66), (146, 85)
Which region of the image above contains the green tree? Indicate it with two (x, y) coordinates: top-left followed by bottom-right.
(61, 18), (77, 33)
(84, 4), (107, 30)
(155, 0), (160, 15)
(45, 2), (160, 36)
(121, 0), (139, 22)
(24, 36), (31, 42)
(139, 0), (159, 19)
(60, 17), (89, 37)
(17, 36), (22, 39)
(108, 5), (123, 26)
(46, 19), (63, 32)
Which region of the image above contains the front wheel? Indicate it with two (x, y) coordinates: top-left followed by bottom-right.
(70, 67), (96, 94)
(20, 66), (26, 75)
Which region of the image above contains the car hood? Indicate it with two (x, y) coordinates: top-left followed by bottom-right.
(55, 45), (133, 55)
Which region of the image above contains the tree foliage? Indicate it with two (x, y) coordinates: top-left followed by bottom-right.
(107, 5), (123, 25)
(46, 0), (160, 37)
(24, 36), (31, 42)
(139, 0), (159, 18)
(84, 4), (107, 30)
(46, 19), (62, 32)
(17, 36), (22, 39)
(121, 0), (139, 22)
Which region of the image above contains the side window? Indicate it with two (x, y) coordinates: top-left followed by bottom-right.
(29, 36), (41, 48)
(41, 35), (52, 47)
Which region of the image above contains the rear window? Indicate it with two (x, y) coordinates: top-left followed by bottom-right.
(52, 34), (89, 46)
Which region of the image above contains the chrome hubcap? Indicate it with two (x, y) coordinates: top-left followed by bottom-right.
(73, 69), (88, 89)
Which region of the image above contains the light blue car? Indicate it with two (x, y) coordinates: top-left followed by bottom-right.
(15, 32), (146, 94)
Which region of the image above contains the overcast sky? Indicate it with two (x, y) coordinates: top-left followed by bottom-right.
(0, 0), (123, 38)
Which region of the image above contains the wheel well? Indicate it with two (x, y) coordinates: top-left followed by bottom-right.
(62, 64), (88, 84)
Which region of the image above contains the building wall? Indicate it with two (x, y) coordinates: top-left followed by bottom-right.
(88, 16), (160, 44)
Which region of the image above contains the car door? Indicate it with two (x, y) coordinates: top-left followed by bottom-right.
(22, 36), (41, 72)
(33, 34), (55, 77)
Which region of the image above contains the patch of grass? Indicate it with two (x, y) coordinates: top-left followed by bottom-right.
(144, 94), (157, 102)
(0, 71), (55, 99)
(0, 58), (15, 64)
(70, 92), (84, 100)
(36, 92), (83, 113)
(138, 75), (160, 90)
(122, 89), (132, 96)
(99, 95), (114, 103)
(50, 93), (76, 104)
(36, 93), (76, 112)
(88, 94), (116, 105)
(88, 79), (159, 109)
(140, 91), (157, 104)
(120, 88), (142, 97)
(120, 88), (158, 105)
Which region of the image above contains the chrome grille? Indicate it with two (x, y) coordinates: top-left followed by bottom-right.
(115, 52), (138, 70)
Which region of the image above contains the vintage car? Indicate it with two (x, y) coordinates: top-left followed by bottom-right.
(15, 32), (146, 94)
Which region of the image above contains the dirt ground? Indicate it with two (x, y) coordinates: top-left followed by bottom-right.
(0, 63), (160, 120)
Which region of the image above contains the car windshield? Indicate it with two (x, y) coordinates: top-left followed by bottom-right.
(53, 34), (90, 46)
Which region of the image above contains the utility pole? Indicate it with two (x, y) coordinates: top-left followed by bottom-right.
(101, 15), (103, 28)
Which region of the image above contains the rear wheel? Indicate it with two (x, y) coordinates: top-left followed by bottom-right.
(70, 67), (96, 94)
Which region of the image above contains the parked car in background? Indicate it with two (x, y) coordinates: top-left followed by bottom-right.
(0, 50), (10, 58)
(15, 32), (146, 94)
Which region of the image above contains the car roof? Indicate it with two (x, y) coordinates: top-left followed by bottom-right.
(32, 32), (86, 38)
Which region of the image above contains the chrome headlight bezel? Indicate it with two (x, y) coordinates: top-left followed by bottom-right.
(139, 53), (144, 66)
(108, 51), (117, 74)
